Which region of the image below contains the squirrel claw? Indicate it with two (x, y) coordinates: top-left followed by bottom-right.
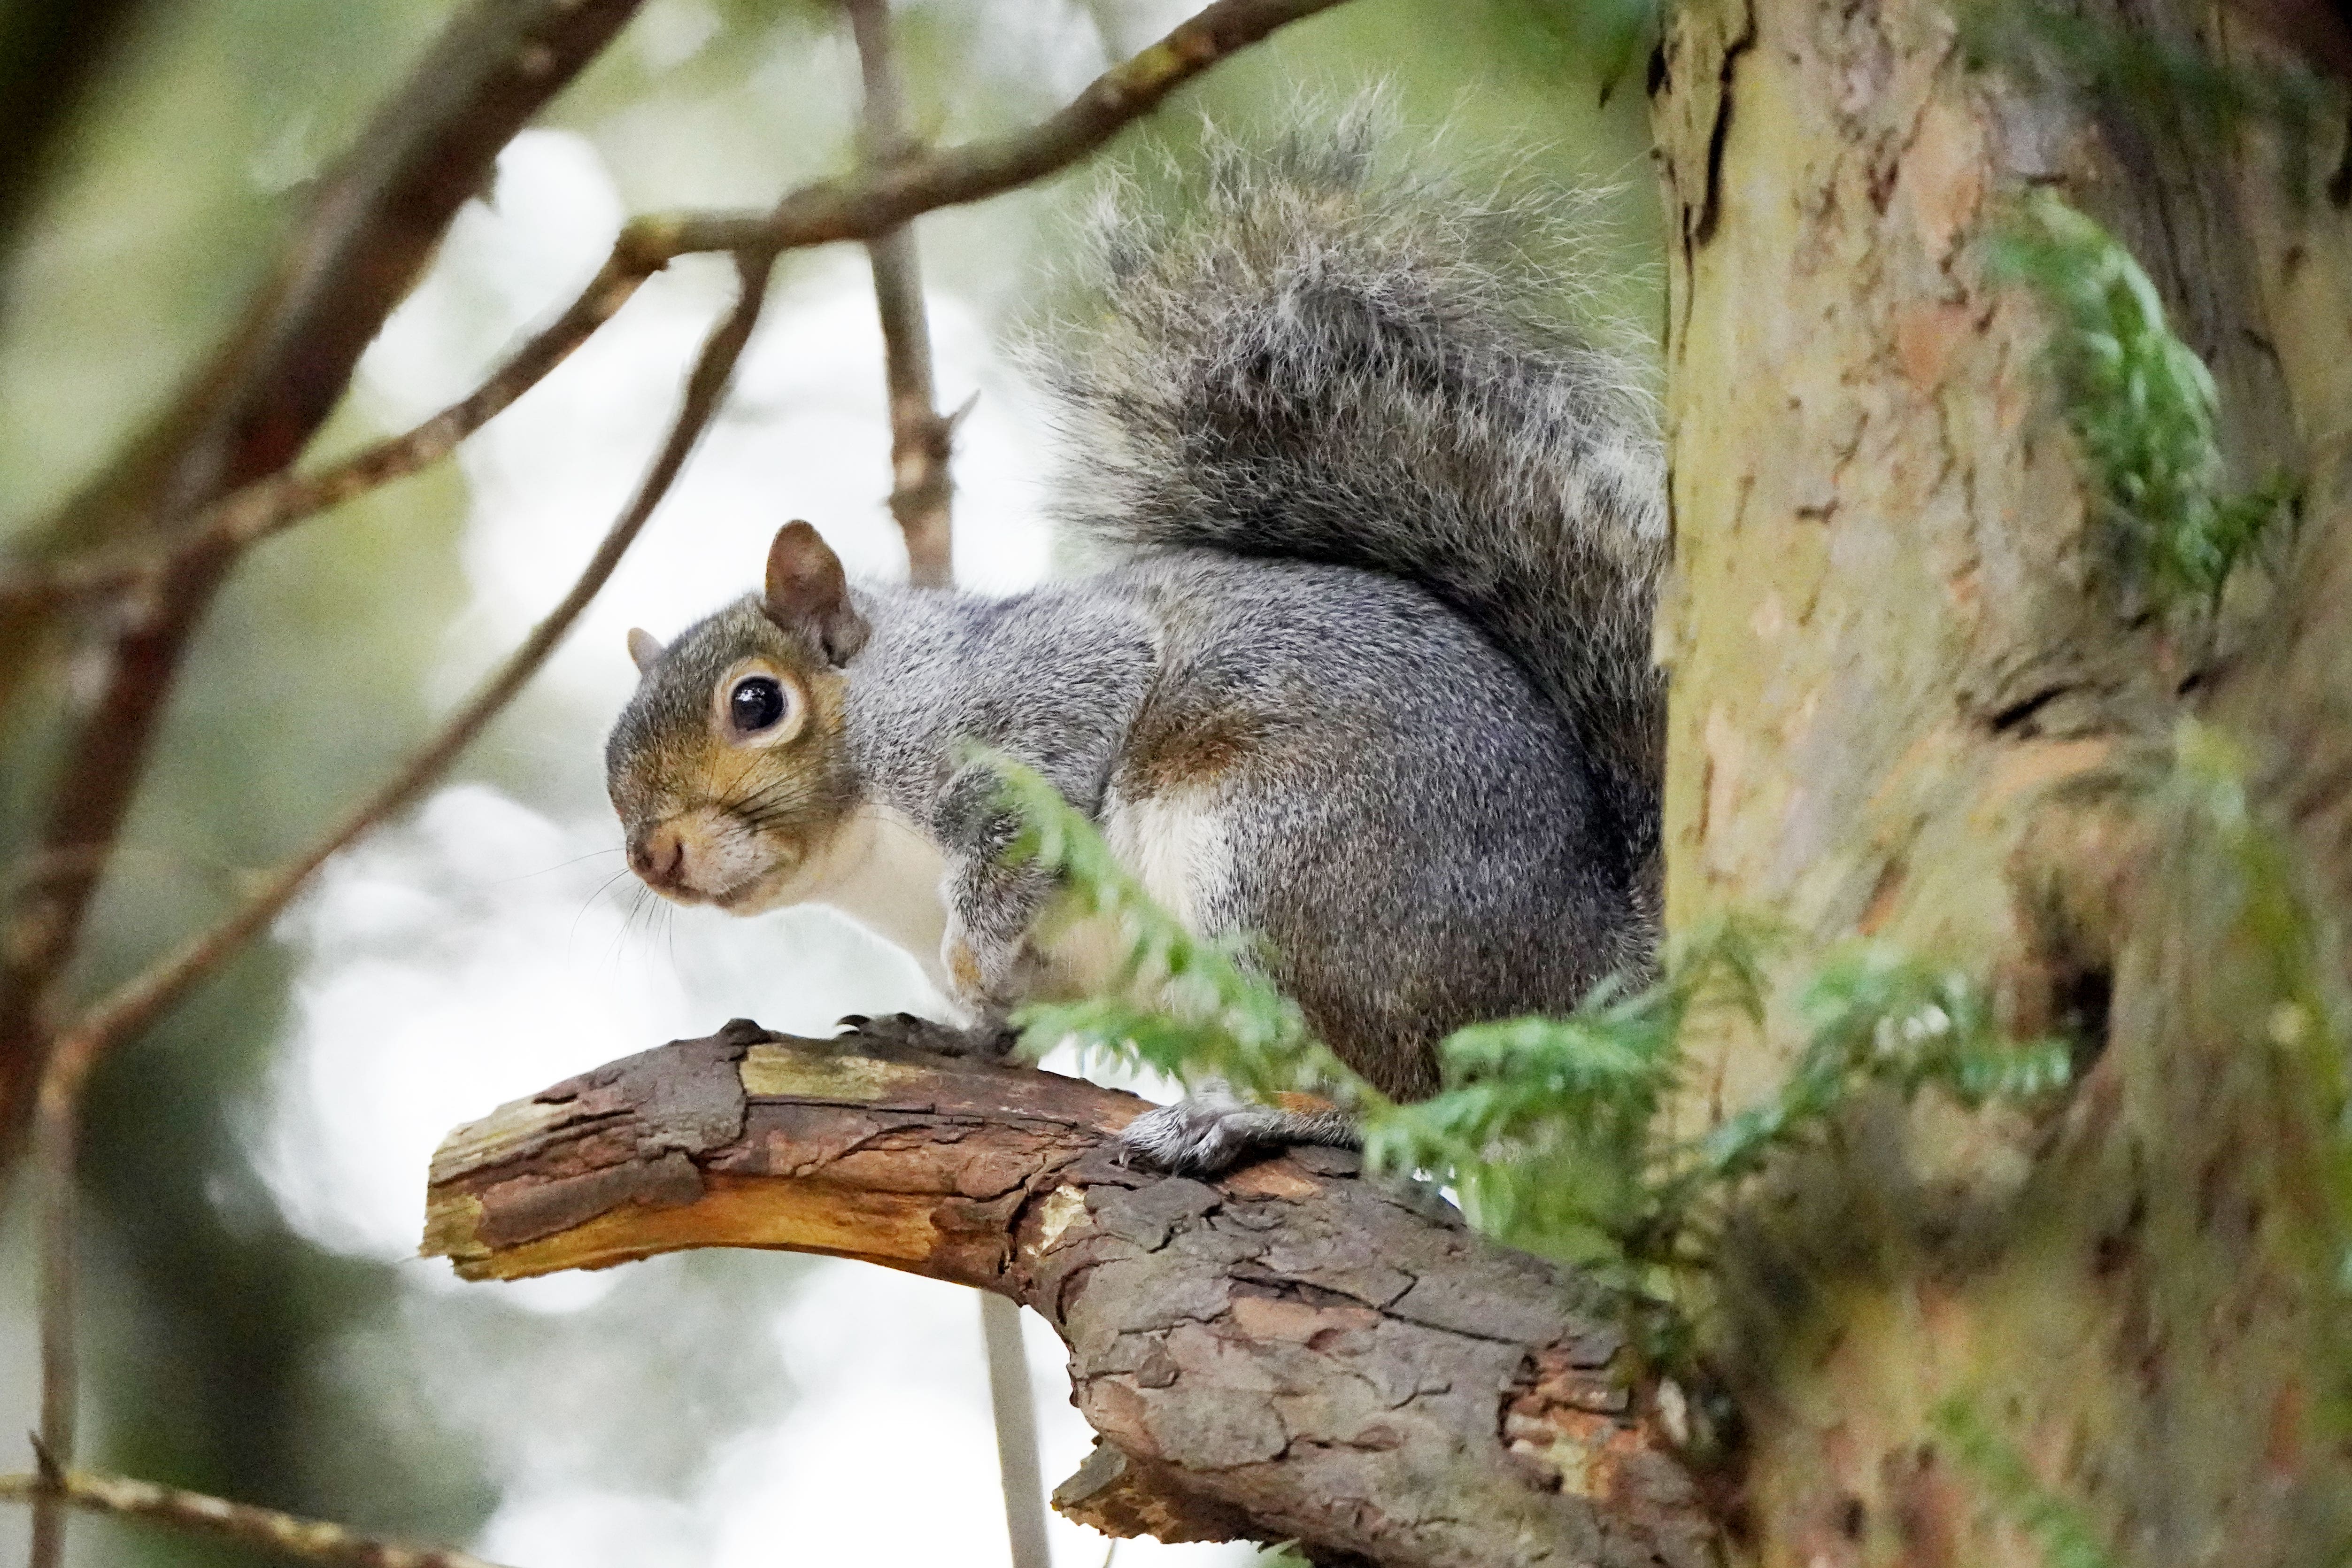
(836, 1011), (1018, 1061)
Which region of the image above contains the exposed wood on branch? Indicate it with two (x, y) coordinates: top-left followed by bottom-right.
(423, 1020), (1721, 1568)
(0, 1469), (513, 1568)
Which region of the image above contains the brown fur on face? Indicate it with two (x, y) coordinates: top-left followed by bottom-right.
(605, 594), (865, 911)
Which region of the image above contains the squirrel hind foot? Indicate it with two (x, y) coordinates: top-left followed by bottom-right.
(1117, 1084), (1361, 1177)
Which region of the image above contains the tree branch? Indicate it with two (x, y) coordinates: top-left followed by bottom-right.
(422, 1020), (1722, 1568)
(0, 0), (649, 1163)
(26, 255), (773, 1566)
(0, 0), (151, 269)
(6, 0), (1344, 621)
(0, 256), (651, 613)
(622, 0), (1353, 262)
(845, 0), (958, 587)
(0, 1470), (512, 1568)
(1, 0), (1348, 624)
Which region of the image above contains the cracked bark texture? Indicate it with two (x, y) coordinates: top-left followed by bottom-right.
(422, 1021), (1721, 1568)
(1655, 0), (2352, 1561)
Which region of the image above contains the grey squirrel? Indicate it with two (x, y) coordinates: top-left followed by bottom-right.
(603, 107), (1666, 1174)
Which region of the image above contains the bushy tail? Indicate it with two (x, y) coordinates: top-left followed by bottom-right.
(1032, 101), (1667, 901)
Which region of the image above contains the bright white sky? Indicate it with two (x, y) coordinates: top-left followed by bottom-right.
(247, 122), (1254, 1568)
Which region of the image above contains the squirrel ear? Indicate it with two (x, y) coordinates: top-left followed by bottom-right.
(763, 520), (870, 665)
(625, 627), (664, 677)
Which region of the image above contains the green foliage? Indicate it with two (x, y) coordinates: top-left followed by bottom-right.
(1370, 935), (2070, 1279)
(990, 754), (1380, 1112)
(1931, 1396), (2119, 1568)
(2166, 724), (2352, 1286)
(987, 757), (2072, 1286)
(1688, 946), (2074, 1192)
(1359, 918), (1766, 1274)
(1990, 191), (2292, 607)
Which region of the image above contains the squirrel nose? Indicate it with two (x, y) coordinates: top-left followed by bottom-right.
(630, 824), (687, 888)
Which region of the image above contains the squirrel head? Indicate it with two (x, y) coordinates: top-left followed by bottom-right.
(605, 521), (871, 913)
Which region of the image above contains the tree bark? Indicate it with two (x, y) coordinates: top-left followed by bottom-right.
(1653, 0), (2352, 1560)
(422, 1020), (1721, 1568)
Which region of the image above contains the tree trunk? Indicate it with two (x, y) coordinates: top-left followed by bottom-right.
(1653, 0), (2352, 1560)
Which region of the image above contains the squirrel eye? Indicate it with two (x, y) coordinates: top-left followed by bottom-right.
(729, 675), (788, 733)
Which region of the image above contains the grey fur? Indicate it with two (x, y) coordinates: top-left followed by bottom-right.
(605, 103), (1665, 1176)
(1120, 1081), (1362, 1173)
(1030, 100), (1666, 929)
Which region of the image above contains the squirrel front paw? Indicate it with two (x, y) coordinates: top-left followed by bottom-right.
(1118, 1084), (1360, 1177)
(836, 1012), (1019, 1061)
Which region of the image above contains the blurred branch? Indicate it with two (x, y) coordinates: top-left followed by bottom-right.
(27, 255), (773, 1567)
(9, 7), (654, 1565)
(980, 1292), (1051, 1568)
(0, 1469), (513, 1568)
(0, 257), (651, 612)
(845, 0), (958, 587)
(625, 0), (1353, 261)
(0, 0), (650, 1167)
(422, 1020), (1720, 1568)
(5, 0), (1345, 621)
(838, 0), (1038, 1554)
(0, 0), (150, 270)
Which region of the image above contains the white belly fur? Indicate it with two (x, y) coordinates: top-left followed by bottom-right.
(806, 803), (952, 990)
(1039, 789), (1228, 1000)
(801, 793), (1227, 1006)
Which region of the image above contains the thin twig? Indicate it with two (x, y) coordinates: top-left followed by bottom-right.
(980, 1292), (1053, 1568)
(0, 0), (1347, 629)
(837, 5), (1042, 1556)
(25, 254), (771, 1567)
(623, 0), (1352, 262)
(845, 0), (957, 587)
(0, 0), (652, 1173)
(0, 257), (649, 612)
(0, 1470), (514, 1568)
